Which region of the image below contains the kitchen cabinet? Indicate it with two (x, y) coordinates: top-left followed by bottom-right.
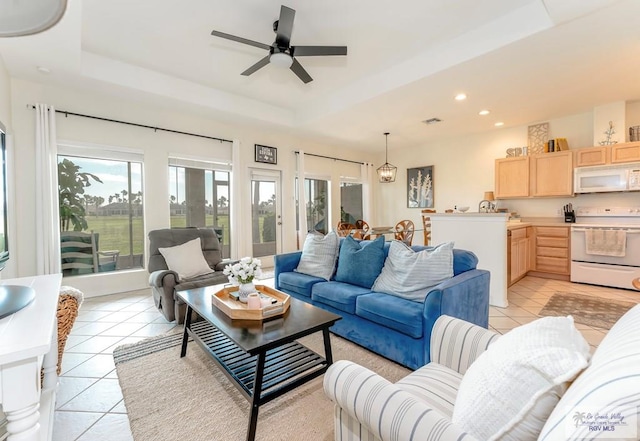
(574, 146), (609, 167)
(495, 151), (573, 199)
(574, 141), (640, 166)
(611, 141), (640, 164)
(531, 226), (570, 278)
(495, 157), (529, 198)
(508, 226), (530, 286)
(530, 151), (573, 196)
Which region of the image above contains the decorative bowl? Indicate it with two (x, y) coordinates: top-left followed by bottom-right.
(458, 206), (470, 213)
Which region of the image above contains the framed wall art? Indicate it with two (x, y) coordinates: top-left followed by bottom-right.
(407, 166), (434, 208)
(254, 144), (277, 165)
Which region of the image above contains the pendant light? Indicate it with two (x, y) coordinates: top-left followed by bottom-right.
(377, 132), (397, 183)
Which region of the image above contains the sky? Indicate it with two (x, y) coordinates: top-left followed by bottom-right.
(60, 155), (142, 205)
(60, 155), (236, 207)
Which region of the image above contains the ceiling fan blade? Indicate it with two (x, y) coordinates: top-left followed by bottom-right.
(211, 29), (271, 51)
(241, 56), (271, 76)
(275, 5), (295, 48)
(291, 46), (348, 57)
(290, 58), (312, 83)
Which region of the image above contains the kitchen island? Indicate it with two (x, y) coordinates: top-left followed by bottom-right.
(431, 212), (509, 307)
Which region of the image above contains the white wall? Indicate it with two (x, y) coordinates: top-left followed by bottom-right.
(374, 106), (640, 235)
(8, 79), (369, 294)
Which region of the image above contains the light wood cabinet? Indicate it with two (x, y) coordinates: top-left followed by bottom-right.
(508, 227), (530, 286)
(495, 157), (529, 198)
(574, 141), (640, 167)
(574, 146), (609, 167)
(496, 152), (572, 199)
(611, 141), (640, 164)
(532, 226), (570, 277)
(530, 151), (573, 196)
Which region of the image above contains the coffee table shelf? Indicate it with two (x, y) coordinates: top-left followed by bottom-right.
(190, 320), (327, 401)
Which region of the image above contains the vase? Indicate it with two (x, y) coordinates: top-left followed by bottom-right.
(238, 281), (256, 303)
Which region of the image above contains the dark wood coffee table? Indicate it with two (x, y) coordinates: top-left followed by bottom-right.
(177, 285), (341, 441)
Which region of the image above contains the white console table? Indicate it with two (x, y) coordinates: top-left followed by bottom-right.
(0, 274), (62, 441)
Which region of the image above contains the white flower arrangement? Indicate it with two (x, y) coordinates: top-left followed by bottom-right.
(223, 257), (262, 285)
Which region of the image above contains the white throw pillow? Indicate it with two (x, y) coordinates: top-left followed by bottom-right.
(451, 316), (591, 441)
(371, 240), (454, 301)
(158, 237), (214, 280)
(295, 231), (339, 281)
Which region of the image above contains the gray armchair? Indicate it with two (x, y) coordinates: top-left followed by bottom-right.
(148, 227), (231, 323)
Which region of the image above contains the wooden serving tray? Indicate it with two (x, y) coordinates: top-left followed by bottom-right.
(212, 285), (290, 321)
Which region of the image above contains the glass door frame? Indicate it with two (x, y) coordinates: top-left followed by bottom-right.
(249, 169), (283, 266)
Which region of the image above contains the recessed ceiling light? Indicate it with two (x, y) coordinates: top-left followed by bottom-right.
(494, 122), (504, 127)
(479, 109), (490, 116)
(36, 66), (50, 74)
(454, 93), (467, 101)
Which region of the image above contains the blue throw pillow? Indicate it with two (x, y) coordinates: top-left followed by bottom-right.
(334, 236), (385, 288)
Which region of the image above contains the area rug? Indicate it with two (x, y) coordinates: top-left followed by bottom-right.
(538, 292), (637, 329)
(114, 331), (409, 441)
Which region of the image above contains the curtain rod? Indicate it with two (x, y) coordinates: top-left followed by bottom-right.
(29, 105), (232, 143)
(294, 150), (368, 166)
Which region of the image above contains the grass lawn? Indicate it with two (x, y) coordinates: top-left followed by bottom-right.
(84, 215), (233, 255)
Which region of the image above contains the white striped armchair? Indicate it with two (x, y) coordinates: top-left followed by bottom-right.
(324, 306), (640, 441)
(323, 315), (497, 441)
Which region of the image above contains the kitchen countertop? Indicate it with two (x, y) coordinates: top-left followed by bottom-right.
(507, 217), (572, 230)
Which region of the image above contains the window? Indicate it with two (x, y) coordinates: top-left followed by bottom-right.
(169, 165), (230, 257)
(340, 182), (363, 223)
(58, 154), (144, 276)
(296, 178), (329, 234)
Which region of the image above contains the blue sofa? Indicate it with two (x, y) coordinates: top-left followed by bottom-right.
(274, 241), (490, 370)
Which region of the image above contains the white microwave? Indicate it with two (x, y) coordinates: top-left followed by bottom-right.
(574, 163), (640, 193)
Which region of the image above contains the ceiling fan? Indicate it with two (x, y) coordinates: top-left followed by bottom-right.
(210, 5), (347, 84)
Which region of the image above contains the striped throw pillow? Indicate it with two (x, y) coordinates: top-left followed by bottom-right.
(295, 231), (339, 281)
(371, 240), (454, 302)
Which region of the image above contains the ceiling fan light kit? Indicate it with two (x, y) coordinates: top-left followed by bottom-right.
(269, 52), (293, 68)
(377, 132), (397, 183)
(210, 5), (347, 83)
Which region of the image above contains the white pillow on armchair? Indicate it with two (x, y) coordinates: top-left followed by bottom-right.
(452, 315), (590, 441)
(158, 237), (214, 280)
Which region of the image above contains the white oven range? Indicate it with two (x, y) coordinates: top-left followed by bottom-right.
(570, 207), (640, 291)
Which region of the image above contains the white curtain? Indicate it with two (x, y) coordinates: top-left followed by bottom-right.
(296, 151), (307, 249)
(35, 103), (61, 275)
(361, 162), (376, 224)
(230, 139), (241, 259)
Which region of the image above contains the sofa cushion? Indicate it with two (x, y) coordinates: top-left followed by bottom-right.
(158, 237), (214, 280)
(452, 316), (591, 441)
(539, 304), (640, 440)
(372, 241), (454, 302)
(396, 362), (463, 419)
(295, 231), (339, 281)
(355, 293), (424, 338)
(311, 281), (372, 314)
(334, 236), (385, 288)
(452, 249), (478, 275)
(278, 271), (325, 298)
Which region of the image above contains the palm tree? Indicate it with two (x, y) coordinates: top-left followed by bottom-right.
(58, 158), (103, 231)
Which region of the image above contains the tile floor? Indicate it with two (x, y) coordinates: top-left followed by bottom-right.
(53, 275), (640, 440)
